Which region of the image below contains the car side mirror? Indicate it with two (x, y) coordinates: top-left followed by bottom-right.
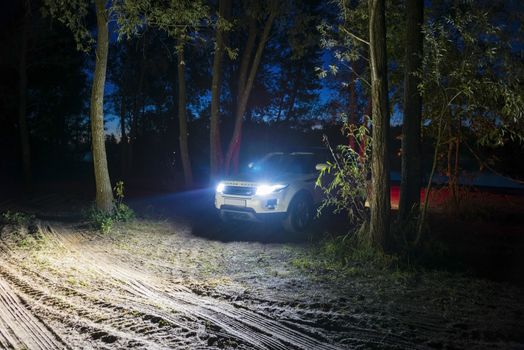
(315, 163), (327, 171)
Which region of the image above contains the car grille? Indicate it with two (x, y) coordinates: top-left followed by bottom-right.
(223, 186), (256, 196)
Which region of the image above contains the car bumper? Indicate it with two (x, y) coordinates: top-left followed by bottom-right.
(215, 192), (288, 222)
(218, 206), (287, 223)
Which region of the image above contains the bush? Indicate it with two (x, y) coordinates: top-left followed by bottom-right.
(1, 211), (35, 226)
(316, 120), (371, 230)
(87, 181), (134, 233)
(292, 229), (401, 277)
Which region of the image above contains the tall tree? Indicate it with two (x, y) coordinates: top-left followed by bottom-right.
(116, 0), (208, 187)
(176, 40), (193, 187)
(44, 0), (114, 212)
(90, 0), (114, 212)
(368, 0), (390, 249)
(399, 0), (423, 222)
(18, 0), (31, 190)
(224, 1), (278, 173)
(210, 0), (231, 179)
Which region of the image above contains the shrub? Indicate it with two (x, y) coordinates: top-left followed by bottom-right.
(316, 119), (371, 230)
(1, 211), (35, 226)
(113, 203), (135, 222)
(87, 180), (134, 233)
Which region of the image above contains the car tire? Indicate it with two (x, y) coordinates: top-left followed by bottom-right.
(218, 210), (231, 224)
(282, 193), (313, 233)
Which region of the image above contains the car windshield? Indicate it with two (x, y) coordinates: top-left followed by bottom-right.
(248, 153), (318, 175)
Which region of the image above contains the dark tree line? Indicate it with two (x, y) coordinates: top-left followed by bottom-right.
(1, 0), (522, 252)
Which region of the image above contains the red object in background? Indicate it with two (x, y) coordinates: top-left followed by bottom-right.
(390, 185), (433, 209)
(390, 185), (400, 209)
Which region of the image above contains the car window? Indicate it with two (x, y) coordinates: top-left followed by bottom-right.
(282, 154), (317, 174)
(247, 153), (318, 175)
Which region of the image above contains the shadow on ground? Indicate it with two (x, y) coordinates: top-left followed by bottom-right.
(128, 187), (349, 244)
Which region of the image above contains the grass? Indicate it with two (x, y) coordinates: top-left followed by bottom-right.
(292, 232), (404, 277)
(85, 203), (135, 234)
(0, 211), (47, 251)
(1, 210), (35, 226)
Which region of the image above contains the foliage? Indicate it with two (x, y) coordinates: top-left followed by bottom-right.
(316, 0), (405, 114)
(114, 0), (210, 42)
(0, 211), (43, 250)
(292, 229), (401, 276)
(416, 1), (524, 239)
(113, 180), (135, 222)
(1, 211), (35, 227)
(42, 0), (94, 52)
(316, 120), (371, 228)
(87, 180), (134, 233)
(420, 3), (524, 147)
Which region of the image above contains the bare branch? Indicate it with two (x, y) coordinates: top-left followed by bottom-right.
(339, 26), (370, 46)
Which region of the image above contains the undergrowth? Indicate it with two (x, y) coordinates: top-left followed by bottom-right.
(0, 211), (43, 250)
(293, 220), (456, 280)
(1, 211), (35, 226)
(86, 181), (135, 234)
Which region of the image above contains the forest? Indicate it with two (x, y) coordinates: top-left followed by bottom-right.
(0, 0), (523, 349)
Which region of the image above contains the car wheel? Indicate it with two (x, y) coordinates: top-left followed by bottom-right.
(282, 193), (313, 233)
(218, 210), (232, 224)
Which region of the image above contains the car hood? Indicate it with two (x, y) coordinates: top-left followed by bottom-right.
(222, 172), (298, 185)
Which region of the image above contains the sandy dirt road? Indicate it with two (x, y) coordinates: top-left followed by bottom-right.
(0, 188), (523, 349)
(0, 221), (350, 349)
(0, 219), (523, 349)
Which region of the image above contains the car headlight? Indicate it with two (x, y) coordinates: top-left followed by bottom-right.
(255, 184), (288, 196)
(216, 182), (225, 193)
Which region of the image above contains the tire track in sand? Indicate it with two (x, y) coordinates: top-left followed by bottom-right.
(0, 273), (67, 349)
(43, 223), (343, 350)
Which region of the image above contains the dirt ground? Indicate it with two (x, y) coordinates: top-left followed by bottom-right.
(0, 214), (523, 350)
(1, 187), (524, 349)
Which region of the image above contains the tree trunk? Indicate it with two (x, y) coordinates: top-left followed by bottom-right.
(348, 65), (358, 150)
(128, 36), (147, 174)
(224, 9), (277, 173)
(399, 0), (423, 222)
(119, 94), (127, 177)
(275, 92), (285, 123)
(368, 0), (390, 250)
(450, 114), (461, 208)
(284, 82), (298, 122)
(284, 60), (303, 122)
(18, 2), (32, 190)
(237, 18), (257, 101)
(177, 43), (193, 188)
(210, 0), (231, 180)
(90, 0), (113, 213)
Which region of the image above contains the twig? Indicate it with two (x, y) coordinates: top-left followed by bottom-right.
(464, 141), (524, 184)
(416, 89), (464, 246)
(339, 26), (370, 46)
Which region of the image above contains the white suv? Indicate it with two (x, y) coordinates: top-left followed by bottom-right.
(215, 151), (325, 232)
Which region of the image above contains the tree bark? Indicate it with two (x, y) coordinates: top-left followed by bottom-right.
(224, 8), (277, 173)
(119, 94), (127, 177)
(275, 92), (285, 123)
(18, 1), (32, 190)
(399, 0), (423, 222)
(348, 64), (358, 150)
(177, 43), (193, 188)
(368, 0), (390, 250)
(284, 82), (298, 122)
(128, 36), (147, 173)
(210, 0), (231, 179)
(237, 18), (257, 100)
(91, 0), (114, 213)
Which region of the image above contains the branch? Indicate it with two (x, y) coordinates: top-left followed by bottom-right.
(464, 141), (524, 185)
(339, 26), (370, 46)
(348, 64), (371, 88)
